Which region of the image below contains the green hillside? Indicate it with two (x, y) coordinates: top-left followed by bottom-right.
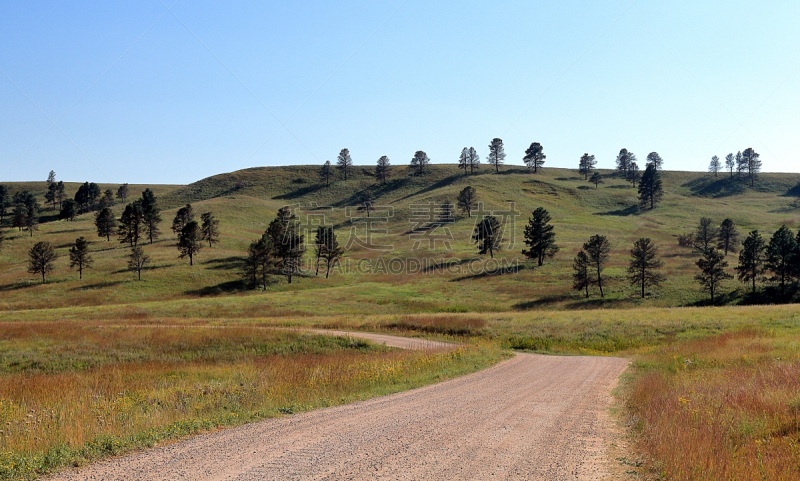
(1, 165), (799, 313)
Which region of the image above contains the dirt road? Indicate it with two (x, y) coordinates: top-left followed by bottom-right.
(49, 333), (628, 480)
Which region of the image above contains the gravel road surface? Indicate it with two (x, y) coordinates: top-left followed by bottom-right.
(48, 333), (628, 481)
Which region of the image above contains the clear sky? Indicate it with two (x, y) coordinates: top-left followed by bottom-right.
(1, 1), (798, 184)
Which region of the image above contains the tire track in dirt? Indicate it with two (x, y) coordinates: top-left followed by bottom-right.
(47, 331), (628, 480)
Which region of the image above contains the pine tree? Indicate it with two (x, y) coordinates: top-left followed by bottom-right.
(319, 160), (333, 186)
(116, 184), (129, 203)
(409, 151), (430, 176)
(725, 153), (735, 178)
(0, 185), (8, 224)
(60, 199), (77, 221)
(313, 226), (343, 278)
(717, 218), (738, 255)
(357, 190), (375, 217)
(472, 216), (501, 258)
(521, 207), (559, 266)
(24, 201), (39, 237)
(267, 207), (305, 283)
(584, 234), (611, 298)
(337, 148), (353, 180)
(55, 181), (65, 210)
(456, 186), (478, 217)
(742, 147), (761, 187)
(68, 236), (93, 279)
(627, 161), (640, 188)
(200, 212), (220, 247)
(590, 172), (603, 189)
(28, 241), (58, 283)
(736, 230), (766, 293)
(118, 202), (144, 246)
(578, 153), (596, 180)
(458, 148), (469, 174)
(616, 149), (632, 177)
(244, 234), (273, 289)
(466, 147), (480, 175)
(140, 189), (161, 244)
(45, 182), (59, 210)
(735, 151), (745, 178)
(100, 189), (114, 209)
(765, 225), (797, 295)
(171, 204), (194, 235)
(627, 238), (666, 298)
(694, 217), (719, 251)
(177, 221), (202, 265)
(376, 156), (391, 184)
(695, 248), (732, 304)
(572, 250), (591, 298)
(638, 164), (663, 210)
(94, 207), (117, 241)
(523, 142), (545, 173)
(487, 138), (505, 172)
(709, 155), (721, 176)
(74, 182), (101, 213)
(128, 246), (149, 281)
(646, 152), (663, 171)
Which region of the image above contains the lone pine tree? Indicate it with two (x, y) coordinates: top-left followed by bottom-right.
(28, 241), (58, 283)
(627, 238), (666, 298)
(521, 207), (559, 266)
(472, 215), (502, 258)
(68, 236), (93, 279)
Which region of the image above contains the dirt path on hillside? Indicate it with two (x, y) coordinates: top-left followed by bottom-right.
(48, 332), (628, 481)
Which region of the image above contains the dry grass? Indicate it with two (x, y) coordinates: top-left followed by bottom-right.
(0, 322), (500, 480)
(624, 330), (800, 480)
(378, 315), (487, 336)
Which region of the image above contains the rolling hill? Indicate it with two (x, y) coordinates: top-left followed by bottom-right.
(1, 165), (798, 314)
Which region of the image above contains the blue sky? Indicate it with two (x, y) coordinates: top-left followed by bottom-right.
(1, 1), (798, 184)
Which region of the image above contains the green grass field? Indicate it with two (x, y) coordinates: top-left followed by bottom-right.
(1, 165), (798, 313)
(2, 164), (800, 479)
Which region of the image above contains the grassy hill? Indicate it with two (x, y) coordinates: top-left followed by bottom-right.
(1, 165), (799, 313)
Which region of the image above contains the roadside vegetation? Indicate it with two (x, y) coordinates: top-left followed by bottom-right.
(0, 322), (500, 480)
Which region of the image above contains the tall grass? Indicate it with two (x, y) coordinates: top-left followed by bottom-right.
(624, 330), (800, 480)
(0, 322), (500, 480)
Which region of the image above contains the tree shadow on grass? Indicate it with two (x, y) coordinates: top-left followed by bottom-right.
(512, 295), (570, 310)
(594, 205), (639, 216)
(46, 227), (85, 235)
(495, 167), (530, 175)
(70, 280), (126, 291)
(272, 184), (324, 200)
(0, 279), (66, 291)
(419, 257), (477, 273)
(566, 298), (631, 309)
(450, 262), (527, 282)
(186, 280), (246, 297)
(686, 290), (743, 307)
(110, 264), (174, 275)
(394, 174), (464, 202)
(202, 256), (245, 271)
